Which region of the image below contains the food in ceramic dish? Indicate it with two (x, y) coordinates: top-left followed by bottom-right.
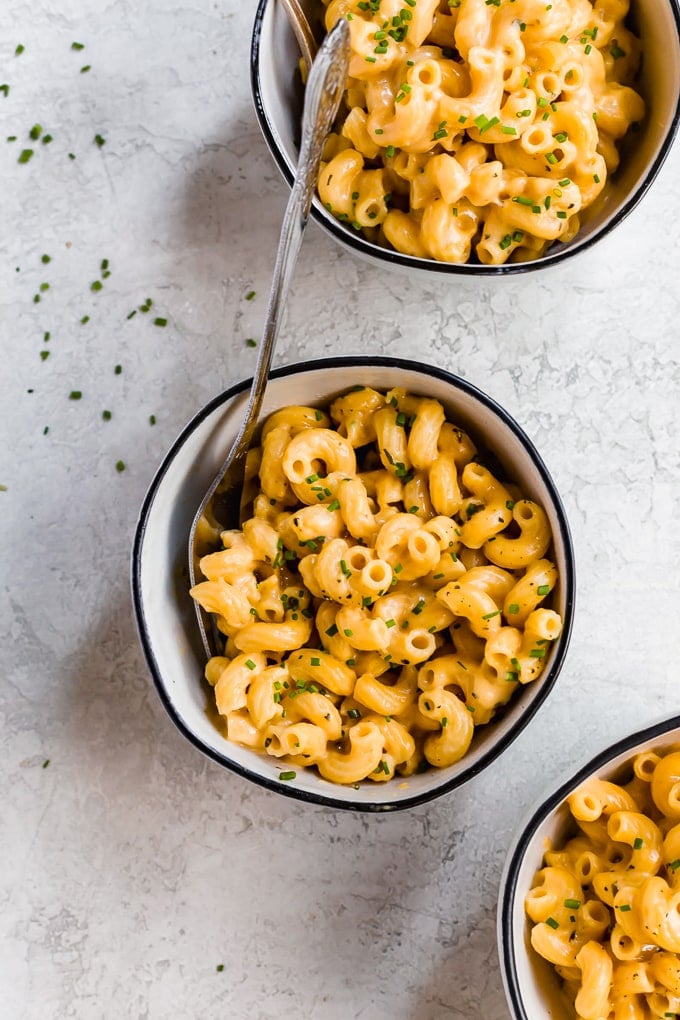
(525, 743), (680, 1019)
(190, 385), (563, 785)
(316, 0), (645, 264)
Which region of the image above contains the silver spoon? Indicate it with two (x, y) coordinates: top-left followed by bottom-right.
(188, 17), (350, 660)
(280, 0), (318, 72)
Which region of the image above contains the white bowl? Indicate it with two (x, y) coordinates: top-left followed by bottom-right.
(132, 357), (575, 811)
(498, 714), (680, 1018)
(251, 0), (680, 275)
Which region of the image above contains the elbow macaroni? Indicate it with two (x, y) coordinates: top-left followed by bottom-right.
(527, 746), (680, 1018)
(316, 0), (644, 265)
(191, 387), (563, 784)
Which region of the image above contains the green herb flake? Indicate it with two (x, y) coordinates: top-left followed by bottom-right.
(564, 898), (580, 909)
(537, 584), (551, 596)
(153, 317), (168, 328)
(91, 280), (103, 292)
(279, 770), (296, 782)
(71, 41), (85, 50)
(94, 134), (105, 147)
(18, 148), (34, 164)
(507, 603), (520, 615)
(619, 904), (632, 912)
(216, 964), (224, 972)
(633, 837), (644, 850)
(115, 460), (125, 473)
(102, 410), (112, 421)
(15, 44), (25, 55)
(69, 390), (82, 400)
(546, 917), (559, 929)
(40, 350), (50, 361)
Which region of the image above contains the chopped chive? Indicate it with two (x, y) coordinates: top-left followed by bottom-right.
(80, 65), (91, 73)
(633, 837), (644, 850)
(328, 499), (340, 512)
(245, 659), (256, 670)
(114, 364), (122, 375)
(94, 134), (105, 147)
(619, 904), (632, 912)
(29, 124), (43, 140)
(507, 603), (520, 615)
(530, 648), (546, 659)
(102, 410), (112, 420)
(80, 315), (90, 324)
(347, 708), (361, 719)
(15, 44), (25, 55)
(91, 280), (103, 292)
(325, 623), (338, 637)
(537, 584), (551, 596)
(149, 414), (156, 425)
(245, 289), (256, 300)
(153, 317), (167, 327)
(71, 41), (85, 50)
(115, 460), (125, 472)
(482, 610), (500, 620)
(546, 917), (559, 929)
(18, 148), (34, 163)
(279, 771), (296, 781)
(40, 350), (50, 361)
(69, 390), (82, 400)
(564, 898), (580, 909)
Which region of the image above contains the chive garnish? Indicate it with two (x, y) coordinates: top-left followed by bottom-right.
(115, 460), (125, 472)
(546, 917), (559, 929)
(537, 584), (550, 596)
(279, 771), (296, 781)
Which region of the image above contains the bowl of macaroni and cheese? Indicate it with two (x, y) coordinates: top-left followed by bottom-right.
(251, 0), (680, 272)
(132, 357), (574, 810)
(498, 715), (680, 1019)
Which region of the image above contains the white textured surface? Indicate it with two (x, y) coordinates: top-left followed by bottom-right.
(2, 2), (680, 1018)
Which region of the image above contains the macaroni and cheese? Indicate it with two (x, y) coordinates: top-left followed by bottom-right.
(316, 0), (644, 265)
(526, 747), (680, 1018)
(191, 387), (562, 785)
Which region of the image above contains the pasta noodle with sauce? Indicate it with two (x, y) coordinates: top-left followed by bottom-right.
(315, 0), (644, 265)
(190, 387), (563, 786)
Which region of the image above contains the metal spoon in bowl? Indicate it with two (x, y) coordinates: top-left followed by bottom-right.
(188, 17), (350, 660)
(280, 0), (318, 72)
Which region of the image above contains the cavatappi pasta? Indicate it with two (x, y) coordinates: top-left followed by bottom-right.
(526, 747), (680, 1019)
(191, 387), (563, 785)
(316, 0), (644, 265)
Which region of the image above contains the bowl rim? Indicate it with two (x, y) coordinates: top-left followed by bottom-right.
(131, 354), (576, 811)
(497, 710), (680, 1020)
(249, 0), (680, 277)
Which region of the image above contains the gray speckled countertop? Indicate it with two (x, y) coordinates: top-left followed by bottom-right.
(2, 2), (680, 1017)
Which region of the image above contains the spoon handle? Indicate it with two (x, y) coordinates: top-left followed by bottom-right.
(207, 17), (349, 512)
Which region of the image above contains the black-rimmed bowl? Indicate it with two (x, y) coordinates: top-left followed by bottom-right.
(251, 0), (680, 275)
(132, 357), (574, 811)
(498, 713), (680, 1018)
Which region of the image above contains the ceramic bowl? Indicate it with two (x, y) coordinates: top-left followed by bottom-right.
(498, 714), (680, 1019)
(250, 0), (680, 275)
(132, 357), (575, 811)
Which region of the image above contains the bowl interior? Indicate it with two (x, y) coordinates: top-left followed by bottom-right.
(133, 358), (573, 809)
(251, 0), (680, 273)
(500, 715), (680, 1019)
